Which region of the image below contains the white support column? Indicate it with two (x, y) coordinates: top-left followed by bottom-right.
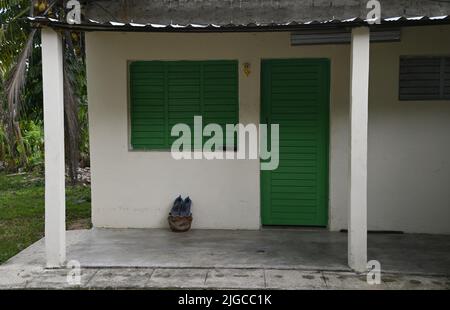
(42, 28), (66, 268)
(348, 27), (370, 273)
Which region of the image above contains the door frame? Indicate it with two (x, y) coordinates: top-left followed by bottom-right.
(260, 58), (331, 227)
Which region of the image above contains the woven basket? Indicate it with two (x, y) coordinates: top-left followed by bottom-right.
(168, 215), (193, 232)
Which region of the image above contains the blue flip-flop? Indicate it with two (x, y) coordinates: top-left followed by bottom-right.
(182, 197), (192, 217)
(170, 195), (183, 217)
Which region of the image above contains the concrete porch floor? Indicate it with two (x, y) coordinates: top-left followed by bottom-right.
(4, 228), (450, 275)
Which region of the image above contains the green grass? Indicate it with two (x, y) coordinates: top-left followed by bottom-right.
(0, 172), (91, 264)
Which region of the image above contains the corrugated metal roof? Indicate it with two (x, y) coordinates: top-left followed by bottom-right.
(27, 15), (450, 32)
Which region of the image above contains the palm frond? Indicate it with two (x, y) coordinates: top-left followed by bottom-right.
(5, 28), (36, 118)
(63, 31), (81, 183)
(1, 1), (88, 174)
(0, 0), (25, 11)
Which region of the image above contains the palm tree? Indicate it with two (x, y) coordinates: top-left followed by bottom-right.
(0, 0), (85, 183)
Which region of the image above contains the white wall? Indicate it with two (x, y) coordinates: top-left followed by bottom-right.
(86, 26), (450, 233)
(329, 25), (450, 234)
(85, 31), (350, 229)
(368, 26), (450, 233)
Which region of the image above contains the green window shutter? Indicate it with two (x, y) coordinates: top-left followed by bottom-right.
(130, 60), (238, 150)
(202, 61), (239, 149)
(130, 61), (167, 149)
(167, 62), (202, 148)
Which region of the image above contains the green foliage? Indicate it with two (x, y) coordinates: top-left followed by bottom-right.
(0, 0), (40, 171)
(0, 171), (92, 264)
(75, 54), (89, 167)
(0, 124), (9, 167)
(20, 36), (43, 121)
(0, 1), (90, 175)
(21, 120), (44, 170)
(79, 103), (90, 166)
(0, 120), (44, 172)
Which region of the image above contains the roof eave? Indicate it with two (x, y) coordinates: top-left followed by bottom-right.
(26, 16), (450, 33)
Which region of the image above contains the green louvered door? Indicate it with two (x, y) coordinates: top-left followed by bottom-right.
(261, 59), (330, 226)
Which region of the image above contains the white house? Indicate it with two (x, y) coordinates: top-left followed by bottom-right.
(31, 0), (450, 272)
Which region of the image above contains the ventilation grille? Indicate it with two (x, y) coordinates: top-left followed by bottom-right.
(399, 56), (450, 100)
(291, 28), (401, 45)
